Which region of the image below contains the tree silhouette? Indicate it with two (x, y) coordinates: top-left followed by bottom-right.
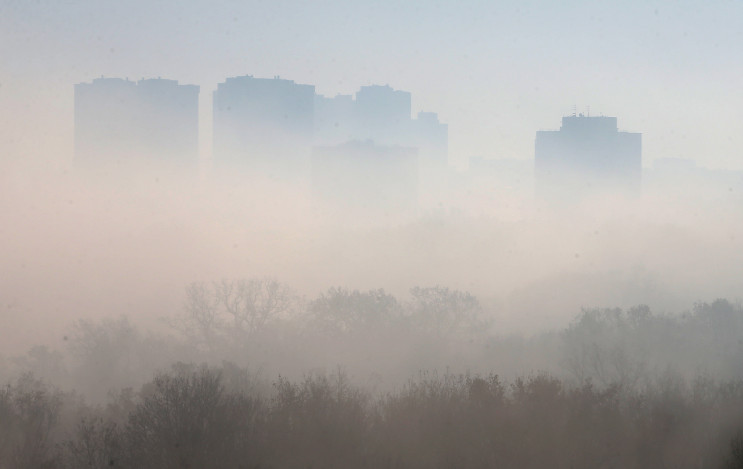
(308, 287), (400, 334)
(409, 286), (485, 338)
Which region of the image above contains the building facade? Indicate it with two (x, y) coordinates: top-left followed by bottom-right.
(212, 75), (315, 177)
(74, 77), (199, 169)
(535, 115), (641, 201)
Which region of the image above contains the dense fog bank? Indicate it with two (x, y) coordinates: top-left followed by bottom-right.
(3, 164), (743, 468)
(3, 166), (743, 467)
(3, 164), (743, 354)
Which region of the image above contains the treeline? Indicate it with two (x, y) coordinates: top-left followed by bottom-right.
(4, 280), (743, 467)
(170, 280), (486, 347)
(2, 280), (492, 402)
(563, 299), (743, 386)
(3, 363), (743, 468)
(3, 280), (743, 403)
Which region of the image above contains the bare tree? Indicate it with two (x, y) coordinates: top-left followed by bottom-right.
(61, 418), (122, 469)
(217, 278), (296, 341)
(562, 307), (648, 390)
(409, 286), (485, 339)
(0, 374), (62, 469)
(67, 316), (145, 401)
(167, 282), (223, 350)
(124, 364), (263, 469)
(169, 278), (298, 352)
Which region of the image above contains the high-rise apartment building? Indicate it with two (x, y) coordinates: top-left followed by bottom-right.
(311, 84), (448, 208)
(353, 85), (412, 145)
(535, 114), (641, 201)
(74, 77), (199, 168)
(212, 75), (315, 176)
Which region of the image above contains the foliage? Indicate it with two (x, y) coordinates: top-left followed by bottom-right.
(3, 363), (743, 469)
(124, 363), (264, 469)
(0, 374), (62, 469)
(308, 287), (401, 334)
(409, 285), (486, 338)
(562, 301), (743, 389)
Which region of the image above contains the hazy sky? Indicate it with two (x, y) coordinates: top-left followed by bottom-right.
(1, 0), (741, 169)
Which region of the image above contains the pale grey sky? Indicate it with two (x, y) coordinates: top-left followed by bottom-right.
(1, 0), (741, 169)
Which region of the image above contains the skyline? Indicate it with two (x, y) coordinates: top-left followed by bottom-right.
(5, 9), (743, 462)
(1, 0), (741, 171)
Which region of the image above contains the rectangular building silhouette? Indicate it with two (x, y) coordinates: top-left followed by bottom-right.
(535, 115), (641, 201)
(212, 75), (315, 177)
(74, 77), (199, 169)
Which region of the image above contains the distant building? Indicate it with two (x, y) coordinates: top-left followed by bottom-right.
(408, 111), (449, 207)
(209, 75), (446, 200)
(212, 75), (315, 177)
(535, 115), (641, 201)
(312, 140), (418, 221)
(314, 86), (447, 168)
(313, 85), (448, 207)
(74, 77), (199, 168)
(314, 94), (356, 146)
(353, 85), (412, 145)
(410, 112), (448, 167)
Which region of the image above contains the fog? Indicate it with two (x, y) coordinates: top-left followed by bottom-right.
(4, 1), (743, 467)
(2, 153), (742, 354)
(4, 155), (743, 466)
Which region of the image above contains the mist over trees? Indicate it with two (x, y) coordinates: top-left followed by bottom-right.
(4, 1), (743, 467)
(5, 278), (743, 395)
(2, 278), (743, 468)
